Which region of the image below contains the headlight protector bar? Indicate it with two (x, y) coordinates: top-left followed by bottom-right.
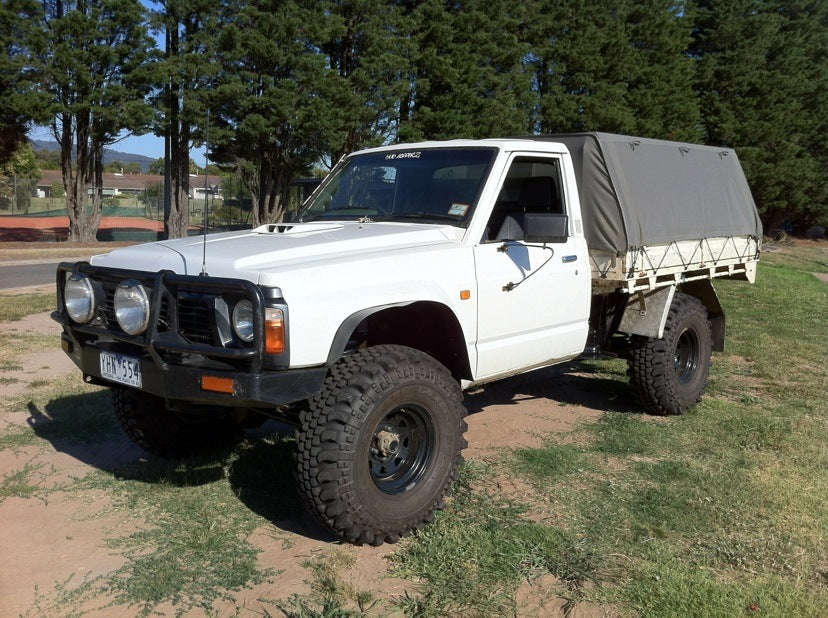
(55, 262), (286, 373)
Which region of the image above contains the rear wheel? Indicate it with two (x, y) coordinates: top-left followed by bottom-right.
(627, 293), (712, 415)
(112, 387), (243, 458)
(294, 345), (467, 545)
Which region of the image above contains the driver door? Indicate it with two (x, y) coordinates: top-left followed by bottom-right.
(473, 154), (590, 380)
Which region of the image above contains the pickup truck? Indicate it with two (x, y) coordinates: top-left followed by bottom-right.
(53, 133), (762, 545)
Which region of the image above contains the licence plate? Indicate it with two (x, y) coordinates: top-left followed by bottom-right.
(99, 352), (142, 388)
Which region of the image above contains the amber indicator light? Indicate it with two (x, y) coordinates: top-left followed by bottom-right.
(265, 308), (286, 354)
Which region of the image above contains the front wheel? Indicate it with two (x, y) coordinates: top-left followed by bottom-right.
(112, 387), (243, 458)
(294, 345), (467, 545)
(627, 293), (713, 415)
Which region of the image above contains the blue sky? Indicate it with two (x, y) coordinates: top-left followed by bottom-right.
(30, 125), (207, 165)
(29, 127), (204, 166)
(115, 133), (207, 165)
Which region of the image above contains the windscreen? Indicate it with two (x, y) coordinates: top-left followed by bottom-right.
(300, 148), (497, 226)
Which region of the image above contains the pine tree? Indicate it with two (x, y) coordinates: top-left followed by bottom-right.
(0, 0), (49, 166)
(210, 0), (328, 224)
(527, 1), (634, 134)
(693, 0), (826, 230)
(38, 0), (153, 241)
(527, 0), (700, 139)
(398, 0), (533, 141)
(316, 0), (410, 164)
(623, 1), (701, 141)
(779, 0), (828, 229)
(151, 0), (224, 238)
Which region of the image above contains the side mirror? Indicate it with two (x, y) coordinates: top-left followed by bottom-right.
(524, 213), (568, 243)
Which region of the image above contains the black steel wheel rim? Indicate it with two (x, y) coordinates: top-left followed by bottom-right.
(674, 328), (700, 384)
(369, 404), (434, 495)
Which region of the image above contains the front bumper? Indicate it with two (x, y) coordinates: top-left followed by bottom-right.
(59, 331), (327, 408)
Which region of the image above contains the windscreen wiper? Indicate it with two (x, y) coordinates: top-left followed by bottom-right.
(387, 212), (461, 223)
(303, 206), (377, 221)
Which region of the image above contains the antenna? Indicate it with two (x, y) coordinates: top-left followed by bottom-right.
(200, 110), (210, 276)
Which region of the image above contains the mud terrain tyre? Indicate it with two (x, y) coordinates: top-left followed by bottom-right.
(295, 345), (467, 545)
(112, 387), (242, 458)
(627, 293), (712, 415)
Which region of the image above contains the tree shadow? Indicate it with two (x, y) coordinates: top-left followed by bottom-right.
(0, 227), (65, 242)
(26, 390), (333, 541)
(463, 359), (641, 416)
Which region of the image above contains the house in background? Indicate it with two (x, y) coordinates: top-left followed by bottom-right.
(36, 170), (223, 200)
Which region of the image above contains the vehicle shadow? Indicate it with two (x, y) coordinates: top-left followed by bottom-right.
(26, 391), (334, 542)
(226, 426), (337, 542)
(27, 390), (145, 470)
(463, 359), (641, 416)
(25, 358), (636, 544)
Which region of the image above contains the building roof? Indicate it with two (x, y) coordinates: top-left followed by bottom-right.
(38, 169), (221, 191)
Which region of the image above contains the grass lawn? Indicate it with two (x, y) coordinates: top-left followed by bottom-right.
(391, 242), (827, 616)
(0, 293), (55, 322)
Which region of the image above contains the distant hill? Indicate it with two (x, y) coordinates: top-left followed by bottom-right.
(31, 140), (157, 173)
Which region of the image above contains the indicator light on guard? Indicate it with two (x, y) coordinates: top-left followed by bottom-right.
(265, 307), (286, 354)
(201, 375), (235, 394)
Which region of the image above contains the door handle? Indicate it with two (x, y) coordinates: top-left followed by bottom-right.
(562, 255), (577, 263)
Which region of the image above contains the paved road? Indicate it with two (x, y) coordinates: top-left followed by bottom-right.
(0, 262), (60, 290)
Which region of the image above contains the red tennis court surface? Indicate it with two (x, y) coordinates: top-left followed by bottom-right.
(0, 216), (164, 242)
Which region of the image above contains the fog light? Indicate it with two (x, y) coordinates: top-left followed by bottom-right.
(114, 280), (150, 335)
(64, 274), (96, 323)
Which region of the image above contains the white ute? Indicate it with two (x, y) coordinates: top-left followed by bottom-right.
(54, 133), (762, 545)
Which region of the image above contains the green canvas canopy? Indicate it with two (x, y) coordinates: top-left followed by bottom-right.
(532, 133), (763, 256)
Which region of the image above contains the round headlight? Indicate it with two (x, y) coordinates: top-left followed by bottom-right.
(114, 280), (150, 335)
(64, 274), (96, 323)
(232, 299), (254, 342)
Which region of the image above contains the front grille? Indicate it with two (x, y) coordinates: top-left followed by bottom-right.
(99, 283), (224, 347)
(177, 296), (214, 344)
(101, 280), (118, 328)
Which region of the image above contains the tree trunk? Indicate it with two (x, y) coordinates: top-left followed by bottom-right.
(88, 141), (104, 237)
(58, 111), (99, 242)
(241, 159), (263, 227)
(170, 120), (190, 237)
(266, 173), (291, 223)
(165, 23), (189, 239)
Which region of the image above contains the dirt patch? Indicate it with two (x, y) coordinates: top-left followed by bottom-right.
(515, 575), (621, 617)
(0, 284), (56, 296)
(1, 310), (62, 336)
(465, 384), (604, 460)
(0, 493), (129, 615)
(0, 312), (73, 400)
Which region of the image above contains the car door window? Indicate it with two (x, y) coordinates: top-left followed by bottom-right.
(484, 157), (565, 242)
